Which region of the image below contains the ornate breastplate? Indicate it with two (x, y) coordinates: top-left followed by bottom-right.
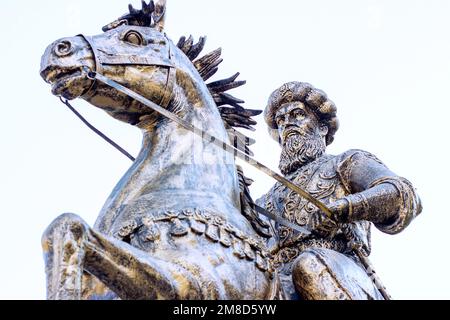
(266, 155), (349, 248)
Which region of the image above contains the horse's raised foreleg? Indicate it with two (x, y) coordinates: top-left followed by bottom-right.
(41, 213), (88, 299)
(42, 213), (201, 300)
(83, 226), (200, 300)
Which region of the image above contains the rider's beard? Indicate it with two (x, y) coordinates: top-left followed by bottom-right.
(279, 127), (326, 175)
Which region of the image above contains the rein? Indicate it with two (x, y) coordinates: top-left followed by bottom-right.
(59, 97), (135, 162)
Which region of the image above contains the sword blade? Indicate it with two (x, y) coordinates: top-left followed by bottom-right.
(254, 205), (311, 236)
(92, 72), (334, 220)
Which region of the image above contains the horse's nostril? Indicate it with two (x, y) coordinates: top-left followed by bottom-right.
(54, 40), (73, 57)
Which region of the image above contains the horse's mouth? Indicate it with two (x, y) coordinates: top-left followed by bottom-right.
(41, 66), (91, 99)
(41, 66), (82, 84)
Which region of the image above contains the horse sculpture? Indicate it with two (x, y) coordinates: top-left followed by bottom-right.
(39, 0), (279, 300)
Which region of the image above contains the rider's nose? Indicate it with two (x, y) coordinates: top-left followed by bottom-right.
(286, 113), (296, 123)
(53, 40), (74, 57)
(281, 114), (292, 128)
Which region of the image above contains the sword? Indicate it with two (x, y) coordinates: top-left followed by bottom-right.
(88, 70), (334, 219)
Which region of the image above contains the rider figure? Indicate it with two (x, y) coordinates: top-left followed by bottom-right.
(257, 82), (422, 300)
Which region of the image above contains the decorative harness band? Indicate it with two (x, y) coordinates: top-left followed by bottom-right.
(78, 32), (176, 109)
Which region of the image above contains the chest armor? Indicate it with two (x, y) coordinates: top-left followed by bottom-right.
(265, 154), (370, 253)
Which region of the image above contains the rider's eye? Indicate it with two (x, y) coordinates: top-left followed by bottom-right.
(276, 117), (284, 126)
(123, 31), (147, 46)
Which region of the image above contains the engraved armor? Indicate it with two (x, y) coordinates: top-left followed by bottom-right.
(258, 81), (422, 300)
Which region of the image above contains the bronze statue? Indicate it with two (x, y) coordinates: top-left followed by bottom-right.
(39, 1), (422, 300)
(256, 82), (422, 300)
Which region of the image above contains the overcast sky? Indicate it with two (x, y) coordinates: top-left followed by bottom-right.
(1, 0), (449, 299)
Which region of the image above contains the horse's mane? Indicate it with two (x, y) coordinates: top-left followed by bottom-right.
(105, 1), (271, 238)
(176, 37), (261, 156)
(177, 37), (261, 132)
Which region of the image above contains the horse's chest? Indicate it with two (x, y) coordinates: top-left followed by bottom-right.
(111, 207), (275, 276)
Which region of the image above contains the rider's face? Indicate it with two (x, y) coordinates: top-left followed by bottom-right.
(275, 102), (323, 144)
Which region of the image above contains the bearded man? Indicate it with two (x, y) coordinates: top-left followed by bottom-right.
(256, 82), (422, 300)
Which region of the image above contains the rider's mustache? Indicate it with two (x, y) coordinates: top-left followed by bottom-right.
(281, 126), (314, 145)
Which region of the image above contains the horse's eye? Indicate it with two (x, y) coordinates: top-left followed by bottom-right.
(123, 31), (146, 46)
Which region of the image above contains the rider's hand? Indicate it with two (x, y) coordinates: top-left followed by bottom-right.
(328, 198), (351, 223)
(312, 198), (351, 238)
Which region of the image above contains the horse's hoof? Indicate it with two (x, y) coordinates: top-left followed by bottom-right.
(42, 213), (90, 246)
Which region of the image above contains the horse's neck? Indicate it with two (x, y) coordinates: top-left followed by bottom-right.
(94, 83), (242, 233)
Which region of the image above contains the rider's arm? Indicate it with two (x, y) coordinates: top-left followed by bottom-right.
(334, 150), (422, 235)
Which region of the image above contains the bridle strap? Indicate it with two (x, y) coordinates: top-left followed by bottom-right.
(159, 41), (176, 108)
(78, 34), (103, 75)
(77, 33), (175, 108)
(78, 34), (100, 99)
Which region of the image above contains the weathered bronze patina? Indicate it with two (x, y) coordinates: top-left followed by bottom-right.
(39, 1), (422, 300)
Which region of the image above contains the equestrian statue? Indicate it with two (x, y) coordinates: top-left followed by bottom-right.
(39, 0), (422, 300)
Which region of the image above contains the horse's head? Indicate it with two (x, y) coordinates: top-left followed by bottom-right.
(41, 0), (260, 134)
(40, 1), (179, 126)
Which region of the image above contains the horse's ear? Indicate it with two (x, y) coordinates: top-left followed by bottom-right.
(152, 0), (167, 32)
(102, 19), (129, 32)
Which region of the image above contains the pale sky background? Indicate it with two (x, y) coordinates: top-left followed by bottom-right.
(0, 0), (449, 299)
